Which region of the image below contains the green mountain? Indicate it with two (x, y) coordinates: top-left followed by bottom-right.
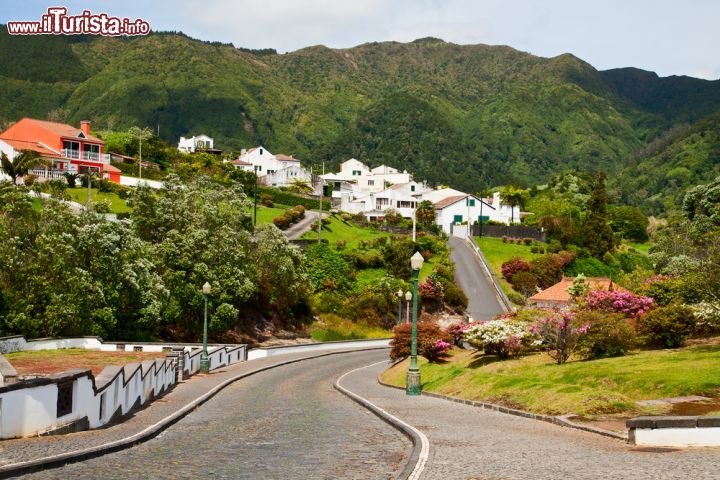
(1, 28), (718, 197)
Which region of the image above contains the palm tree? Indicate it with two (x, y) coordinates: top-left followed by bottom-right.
(287, 178), (314, 195)
(1, 150), (47, 185)
(500, 186), (529, 224)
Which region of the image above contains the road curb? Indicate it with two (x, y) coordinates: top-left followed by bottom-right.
(0, 347), (389, 479)
(376, 377), (628, 442)
(334, 361), (429, 480)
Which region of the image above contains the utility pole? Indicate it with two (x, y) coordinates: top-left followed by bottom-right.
(139, 134), (143, 181)
(317, 162), (324, 243)
(412, 205), (417, 242)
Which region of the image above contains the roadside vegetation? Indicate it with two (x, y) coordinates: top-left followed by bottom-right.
(381, 343), (720, 417)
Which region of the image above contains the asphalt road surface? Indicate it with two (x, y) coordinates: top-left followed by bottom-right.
(448, 236), (505, 320)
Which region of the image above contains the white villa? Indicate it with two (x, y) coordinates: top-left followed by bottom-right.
(227, 146), (317, 191)
(340, 187), (419, 220)
(322, 159), (412, 196)
(178, 134), (214, 153)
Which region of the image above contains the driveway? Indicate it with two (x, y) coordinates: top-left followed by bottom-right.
(285, 211), (329, 240)
(447, 236), (505, 320)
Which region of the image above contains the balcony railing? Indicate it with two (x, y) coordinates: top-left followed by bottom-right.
(28, 168), (70, 181)
(61, 149), (110, 163)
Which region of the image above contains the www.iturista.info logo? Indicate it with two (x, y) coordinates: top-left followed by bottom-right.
(7, 7), (151, 36)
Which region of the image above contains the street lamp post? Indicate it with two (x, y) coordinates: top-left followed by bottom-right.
(396, 289), (403, 325)
(253, 166), (259, 227)
(405, 290), (412, 324)
(407, 251), (424, 396)
(200, 282), (211, 373)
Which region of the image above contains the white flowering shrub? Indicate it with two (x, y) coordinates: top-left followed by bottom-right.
(463, 320), (531, 359)
(691, 302), (720, 334)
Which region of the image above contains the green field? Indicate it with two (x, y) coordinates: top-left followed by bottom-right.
(302, 214), (391, 249)
(474, 237), (542, 294)
(247, 205), (289, 225)
(66, 187), (132, 213)
(381, 344), (720, 417)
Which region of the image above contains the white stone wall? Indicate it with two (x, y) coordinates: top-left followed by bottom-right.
(0, 342), (247, 439)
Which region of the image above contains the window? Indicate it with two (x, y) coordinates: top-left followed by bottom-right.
(479, 215), (490, 223)
(467, 199), (476, 207)
(352, 170), (361, 176)
(453, 215), (463, 223)
(368, 180), (375, 186)
(411, 185), (415, 192)
(56, 381), (74, 418)
(268, 170), (275, 174)
(259, 148), (263, 155)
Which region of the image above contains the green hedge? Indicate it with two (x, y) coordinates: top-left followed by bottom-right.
(258, 187), (330, 210)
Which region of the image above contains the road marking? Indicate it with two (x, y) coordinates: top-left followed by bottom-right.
(335, 360), (430, 480)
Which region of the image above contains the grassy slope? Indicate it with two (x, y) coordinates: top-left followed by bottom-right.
(381, 345), (720, 416)
(474, 237), (542, 294)
(301, 214), (390, 249)
(66, 187), (132, 213)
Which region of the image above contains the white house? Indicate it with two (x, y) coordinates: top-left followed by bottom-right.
(486, 191), (525, 224)
(229, 158), (254, 172)
(433, 194), (495, 235)
(263, 164), (315, 191)
(178, 134), (214, 153)
(229, 146), (313, 189)
(340, 187), (418, 219)
(323, 159), (412, 195)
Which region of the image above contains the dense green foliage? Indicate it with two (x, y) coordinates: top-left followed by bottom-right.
(3, 28), (720, 198)
(0, 178), (310, 341)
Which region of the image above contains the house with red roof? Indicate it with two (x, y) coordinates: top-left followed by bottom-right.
(0, 118), (121, 183)
(527, 277), (629, 308)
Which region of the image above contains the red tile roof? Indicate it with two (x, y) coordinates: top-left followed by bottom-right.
(231, 159), (252, 166)
(528, 277), (629, 305)
(275, 154), (299, 162)
(0, 138), (62, 158)
(22, 119), (104, 143)
(433, 194), (468, 209)
(104, 164), (122, 173)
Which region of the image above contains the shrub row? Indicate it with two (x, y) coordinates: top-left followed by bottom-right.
(272, 205), (306, 230)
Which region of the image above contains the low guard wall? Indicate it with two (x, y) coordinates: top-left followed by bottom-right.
(247, 338), (391, 360)
(0, 344), (247, 439)
(627, 416), (720, 447)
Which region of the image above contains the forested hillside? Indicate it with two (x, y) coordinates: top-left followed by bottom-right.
(1, 28), (719, 200)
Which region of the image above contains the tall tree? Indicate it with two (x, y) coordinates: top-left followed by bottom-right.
(415, 200), (436, 226)
(582, 172), (614, 258)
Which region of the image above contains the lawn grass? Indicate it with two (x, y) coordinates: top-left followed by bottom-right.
(625, 242), (652, 255)
(66, 187), (132, 213)
(247, 205), (288, 225)
(307, 313), (391, 342)
(302, 214), (390, 250)
(380, 344), (720, 417)
(5, 348), (165, 376)
(474, 236), (543, 295)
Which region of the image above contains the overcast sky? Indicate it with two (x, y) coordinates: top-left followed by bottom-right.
(4, 0), (719, 79)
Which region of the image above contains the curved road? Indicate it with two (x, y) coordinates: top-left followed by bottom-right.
(26, 350), (409, 480)
(447, 237), (505, 320)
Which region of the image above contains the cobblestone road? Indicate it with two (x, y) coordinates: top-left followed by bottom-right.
(341, 361), (720, 480)
(24, 349), (409, 480)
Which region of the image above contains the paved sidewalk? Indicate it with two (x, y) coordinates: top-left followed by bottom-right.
(0, 348), (378, 469)
(341, 361), (720, 480)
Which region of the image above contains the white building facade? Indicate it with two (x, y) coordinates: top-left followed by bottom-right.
(178, 134), (213, 153)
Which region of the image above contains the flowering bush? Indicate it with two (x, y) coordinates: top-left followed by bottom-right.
(447, 321), (482, 345)
(419, 275), (444, 302)
(531, 311), (589, 364)
(501, 257), (532, 280)
(463, 320), (530, 359)
(389, 322), (453, 362)
(691, 302), (720, 335)
(575, 311), (636, 359)
(583, 290), (654, 319)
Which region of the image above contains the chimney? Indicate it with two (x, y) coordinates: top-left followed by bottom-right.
(80, 120), (90, 136)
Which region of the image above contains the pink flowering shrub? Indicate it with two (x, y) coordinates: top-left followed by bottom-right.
(419, 276), (445, 302)
(501, 257), (532, 280)
(531, 310), (590, 364)
(447, 321), (483, 345)
(583, 290), (654, 319)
